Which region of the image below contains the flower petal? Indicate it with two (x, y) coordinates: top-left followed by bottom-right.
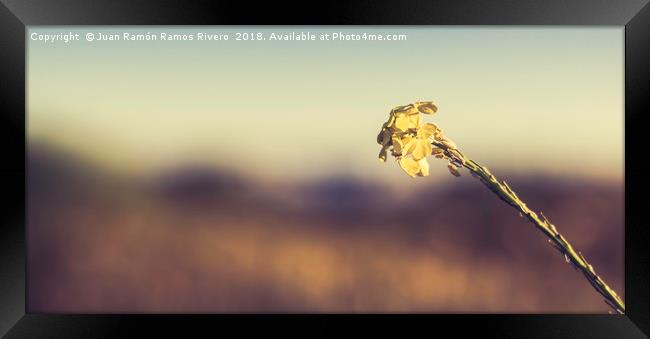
(394, 112), (421, 131)
(417, 123), (439, 139)
(401, 137), (416, 156)
(418, 158), (430, 177)
(408, 113), (421, 129)
(389, 136), (402, 154)
(383, 115), (396, 130)
(377, 128), (391, 146)
(411, 139), (433, 161)
(415, 101), (437, 114)
(394, 114), (412, 131)
(398, 157), (420, 178)
(390, 136), (401, 154)
(378, 147), (388, 162)
(392, 104), (411, 112)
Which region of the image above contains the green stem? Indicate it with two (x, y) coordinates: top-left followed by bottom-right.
(434, 141), (625, 314)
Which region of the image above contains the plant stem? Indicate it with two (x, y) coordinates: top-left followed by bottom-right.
(433, 141), (625, 314)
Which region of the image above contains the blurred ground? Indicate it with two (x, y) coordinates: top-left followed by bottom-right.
(27, 145), (623, 313)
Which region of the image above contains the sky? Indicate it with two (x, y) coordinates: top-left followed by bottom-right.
(27, 26), (624, 184)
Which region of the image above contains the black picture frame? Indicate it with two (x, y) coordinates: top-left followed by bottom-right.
(1, 0), (649, 337)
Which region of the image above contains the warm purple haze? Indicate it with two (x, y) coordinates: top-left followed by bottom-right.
(27, 144), (623, 312)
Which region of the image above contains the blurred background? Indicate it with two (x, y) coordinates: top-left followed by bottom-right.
(27, 27), (623, 313)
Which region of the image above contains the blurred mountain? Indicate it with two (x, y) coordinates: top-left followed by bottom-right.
(297, 176), (391, 224)
(154, 166), (244, 206)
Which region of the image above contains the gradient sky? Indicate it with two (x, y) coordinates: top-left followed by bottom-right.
(27, 27), (623, 184)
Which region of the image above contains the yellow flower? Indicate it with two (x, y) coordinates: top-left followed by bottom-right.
(376, 101), (453, 178)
